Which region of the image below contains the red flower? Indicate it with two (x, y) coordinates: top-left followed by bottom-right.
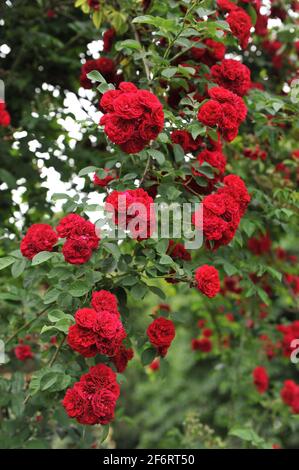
(93, 169), (117, 187)
(167, 240), (191, 261)
(211, 59), (251, 97)
(227, 8), (252, 49)
(80, 58), (118, 89)
(14, 344), (34, 361)
(57, 214), (99, 250)
(170, 130), (202, 153)
(147, 317), (176, 357)
(197, 87), (247, 142)
(203, 328), (213, 338)
(103, 28), (116, 52)
(88, 0), (100, 10)
(112, 345), (134, 373)
(149, 358), (160, 371)
(91, 290), (119, 316)
(20, 224), (58, 260)
(62, 237), (93, 265)
(281, 380), (299, 414)
(105, 188), (155, 240)
(195, 265), (220, 298)
(192, 338), (212, 352)
(247, 232), (272, 256)
(253, 366), (269, 394)
(100, 82), (164, 154)
(192, 148), (226, 189)
(63, 363), (119, 425)
(68, 306), (126, 358)
(0, 101), (11, 127)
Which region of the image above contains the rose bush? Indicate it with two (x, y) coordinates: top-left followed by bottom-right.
(0, 0), (299, 450)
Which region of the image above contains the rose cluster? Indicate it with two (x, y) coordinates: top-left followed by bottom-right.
(146, 317), (176, 357)
(197, 87), (247, 142)
(0, 101), (11, 127)
(277, 321), (299, 357)
(210, 59), (251, 97)
(193, 174), (251, 250)
(67, 290), (127, 358)
(62, 363), (119, 425)
(57, 214), (99, 264)
(20, 215), (99, 264)
(100, 82), (164, 154)
(217, 0), (252, 49)
(252, 366), (269, 394)
(105, 188), (155, 240)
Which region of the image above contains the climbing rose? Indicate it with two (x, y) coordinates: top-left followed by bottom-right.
(227, 8), (252, 49)
(100, 82), (164, 153)
(192, 338), (212, 352)
(0, 101), (11, 127)
(112, 345), (134, 373)
(197, 87), (247, 142)
(253, 366), (269, 394)
(67, 306), (126, 358)
(211, 59), (251, 96)
(57, 214), (99, 250)
(170, 130), (202, 153)
(62, 238), (93, 265)
(167, 240), (191, 261)
(103, 28), (116, 52)
(195, 265), (220, 298)
(105, 188), (155, 240)
(93, 169), (117, 187)
(281, 380), (299, 414)
(91, 290), (119, 316)
(14, 344), (34, 361)
(62, 363), (119, 425)
(80, 58), (118, 89)
(147, 317), (176, 357)
(20, 224), (58, 260)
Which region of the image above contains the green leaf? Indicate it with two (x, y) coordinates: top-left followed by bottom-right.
(44, 288), (61, 304)
(130, 283), (147, 300)
(161, 67), (177, 79)
(11, 258), (27, 278)
(69, 281), (91, 297)
(31, 251), (54, 266)
(86, 70), (106, 84)
(0, 257), (16, 271)
(148, 149), (165, 165)
(78, 166), (98, 177)
(115, 39), (141, 51)
(141, 347), (157, 366)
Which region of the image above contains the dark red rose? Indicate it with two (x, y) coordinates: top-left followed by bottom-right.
(253, 366), (269, 394)
(20, 224), (58, 260)
(146, 317), (176, 357)
(195, 265), (220, 298)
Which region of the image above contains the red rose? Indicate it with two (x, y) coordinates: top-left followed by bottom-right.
(170, 130), (202, 153)
(67, 324), (97, 358)
(20, 223), (58, 260)
(227, 8), (252, 49)
(80, 57), (117, 89)
(198, 100), (222, 127)
(91, 290), (119, 316)
(100, 82), (164, 154)
(105, 188), (155, 240)
(211, 59), (251, 96)
(247, 232), (272, 256)
(75, 308), (98, 329)
(0, 101), (11, 127)
(253, 366), (269, 394)
(62, 237), (93, 265)
(93, 169), (117, 187)
(167, 240), (191, 261)
(192, 338), (212, 352)
(195, 265), (220, 298)
(93, 310), (127, 357)
(281, 380), (299, 413)
(103, 28), (116, 52)
(14, 344), (34, 361)
(112, 345), (134, 373)
(63, 363), (119, 425)
(146, 317), (176, 357)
